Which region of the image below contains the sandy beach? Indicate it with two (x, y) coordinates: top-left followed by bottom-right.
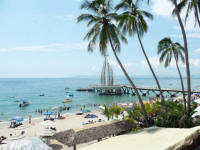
(0, 110), (107, 149)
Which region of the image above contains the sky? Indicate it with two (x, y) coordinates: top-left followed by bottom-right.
(0, 0), (199, 78)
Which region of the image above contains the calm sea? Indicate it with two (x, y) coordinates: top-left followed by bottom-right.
(0, 77), (200, 121)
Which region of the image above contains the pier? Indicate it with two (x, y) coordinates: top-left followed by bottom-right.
(84, 84), (200, 97)
(78, 56), (200, 97)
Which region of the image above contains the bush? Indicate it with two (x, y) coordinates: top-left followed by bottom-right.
(126, 100), (198, 128)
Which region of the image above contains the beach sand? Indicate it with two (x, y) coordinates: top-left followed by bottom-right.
(0, 111), (106, 150)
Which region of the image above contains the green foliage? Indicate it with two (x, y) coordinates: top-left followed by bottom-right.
(103, 104), (122, 120)
(172, 0), (200, 27)
(104, 104), (111, 120)
(131, 128), (143, 133)
(127, 105), (144, 122)
(115, 0), (153, 37)
(157, 37), (185, 68)
(77, 0), (127, 56)
(109, 105), (122, 119)
(126, 101), (197, 128)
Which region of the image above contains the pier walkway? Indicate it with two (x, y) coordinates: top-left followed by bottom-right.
(89, 84), (200, 96)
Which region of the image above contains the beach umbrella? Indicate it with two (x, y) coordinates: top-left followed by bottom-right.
(194, 99), (200, 104)
(38, 128), (56, 144)
(84, 114), (98, 118)
(1, 137), (52, 150)
(12, 116), (24, 122)
(38, 128), (55, 137)
(43, 112), (53, 116)
(195, 106), (200, 112)
(40, 120), (55, 127)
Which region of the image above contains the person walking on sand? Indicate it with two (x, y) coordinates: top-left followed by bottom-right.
(29, 114), (31, 124)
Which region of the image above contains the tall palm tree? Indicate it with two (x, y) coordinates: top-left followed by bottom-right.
(157, 37), (186, 110)
(173, 0), (200, 28)
(77, 0), (149, 126)
(115, 0), (165, 102)
(170, 0), (191, 117)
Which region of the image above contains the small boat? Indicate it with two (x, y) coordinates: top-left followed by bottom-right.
(40, 94), (45, 96)
(69, 93), (74, 97)
(19, 100), (30, 107)
(62, 99), (72, 103)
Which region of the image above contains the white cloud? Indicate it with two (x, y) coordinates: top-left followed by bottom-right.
(0, 42), (87, 52)
(190, 58), (200, 67)
(187, 33), (200, 38)
(124, 63), (133, 69)
(91, 66), (97, 72)
(108, 59), (134, 70)
(152, 0), (198, 32)
(170, 32), (200, 38)
(151, 0), (174, 17)
(194, 48), (200, 53)
(108, 59), (120, 70)
(141, 56), (160, 68)
(141, 56), (200, 69)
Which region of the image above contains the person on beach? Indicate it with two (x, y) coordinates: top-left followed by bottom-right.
(29, 114), (31, 124)
(58, 112), (60, 119)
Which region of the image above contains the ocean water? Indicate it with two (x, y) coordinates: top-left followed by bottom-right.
(0, 77), (200, 121)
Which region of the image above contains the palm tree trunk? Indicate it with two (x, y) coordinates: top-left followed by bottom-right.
(194, 5), (200, 28)
(135, 25), (164, 102)
(107, 32), (149, 127)
(173, 0), (191, 117)
(174, 54), (186, 110)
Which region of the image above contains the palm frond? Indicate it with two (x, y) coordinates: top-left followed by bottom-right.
(172, 0), (187, 16)
(115, 1), (130, 11)
(140, 10), (153, 20)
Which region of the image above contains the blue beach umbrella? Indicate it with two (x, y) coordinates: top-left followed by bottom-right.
(12, 116), (24, 122)
(84, 114), (98, 119)
(43, 112), (53, 116)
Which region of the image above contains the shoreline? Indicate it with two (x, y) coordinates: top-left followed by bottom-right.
(0, 110), (106, 139)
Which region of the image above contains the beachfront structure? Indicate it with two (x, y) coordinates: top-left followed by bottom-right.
(100, 56), (113, 86)
(52, 120), (135, 150)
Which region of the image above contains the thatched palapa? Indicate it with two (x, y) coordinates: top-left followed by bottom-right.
(52, 120), (135, 147)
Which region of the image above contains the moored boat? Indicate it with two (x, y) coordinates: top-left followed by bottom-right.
(62, 99), (72, 103)
(19, 100), (30, 107)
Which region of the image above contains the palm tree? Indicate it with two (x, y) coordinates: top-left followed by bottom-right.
(173, 0), (200, 28)
(104, 104), (111, 120)
(157, 37), (186, 110)
(77, 0), (149, 126)
(170, 0), (191, 117)
(115, 0), (164, 102)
